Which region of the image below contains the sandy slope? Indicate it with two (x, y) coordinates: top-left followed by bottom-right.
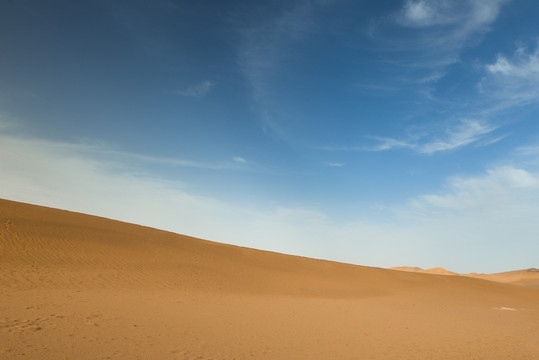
(1, 199), (538, 359)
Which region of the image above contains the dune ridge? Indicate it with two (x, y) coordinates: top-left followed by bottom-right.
(1, 199), (539, 359)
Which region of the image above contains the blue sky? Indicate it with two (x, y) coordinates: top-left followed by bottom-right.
(1, 0), (539, 273)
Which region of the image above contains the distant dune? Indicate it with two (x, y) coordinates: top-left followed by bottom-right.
(388, 266), (423, 272)
(390, 266), (539, 289)
(466, 268), (539, 289)
(1, 199), (538, 359)
(389, 266), (459, 276)
(421, 267), (459, 276)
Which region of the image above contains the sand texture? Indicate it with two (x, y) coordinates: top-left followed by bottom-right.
(1, 199), (539, 359)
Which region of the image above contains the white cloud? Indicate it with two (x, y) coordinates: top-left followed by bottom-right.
(175, 80), (214, 97)
(480, 42), (539, 105)
(402, 166), (539, 265)
(398, 0), (456, 28)
(383, 0), (509, 82)
(368, 119), (500, 154)
(233, 156), (246, 163)
(420, 119), (499, 153)
(369, 136), (413, 152)
(395, 165), (539, 270)
(325, 162), (344, 167)
(396, 0), (507, 34)
(412, 166), (539, 213)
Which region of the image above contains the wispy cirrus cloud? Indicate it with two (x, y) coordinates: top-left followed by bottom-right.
(237, 1), (331, 139)
(480, 41), (539, 106)
(357, 0), (512, 155)
(515, 143), (539, 157)
(238, 3), (319, 94)
(0, 132), (245, 172)
(395, 0), (507, 30)
(410, 166), (539, 216)
(373, 0), (510, 81)
(325, 162), (344, 167)
(175, 80), (214, 97)
(396, 0), (459, 28)
(367, 119), (501, 154)
(98, 149), (246, 171)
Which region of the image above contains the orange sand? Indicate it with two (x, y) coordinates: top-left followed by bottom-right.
(1, 199), (538, 359)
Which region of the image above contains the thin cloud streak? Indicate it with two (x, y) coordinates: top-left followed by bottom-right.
(325, 162), (344, 167)
(366, 119), (500, 154)
(0, 133), (247, 172)
(515, 143), (539, 156)
(101, 150), (243, 171)
(237, 1), (331, 140)
(175, 80), (215, 97)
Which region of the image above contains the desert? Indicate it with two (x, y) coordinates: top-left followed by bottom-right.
(1, 198), (538, 359)
(3, 1), (539, 359)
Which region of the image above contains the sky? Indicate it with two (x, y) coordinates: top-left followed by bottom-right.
(1, 0), (539, 273)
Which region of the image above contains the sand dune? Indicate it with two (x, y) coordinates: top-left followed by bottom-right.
(389, 266), (459, 276)
(388, 266), (423, 272)
(1, 199), (539, 359)
(420, 267), (459, 276)
(390, 265), (539, 289)
(466, 268), (539, 289)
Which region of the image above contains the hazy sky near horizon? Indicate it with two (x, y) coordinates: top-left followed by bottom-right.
(1, 0), (539, 273)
